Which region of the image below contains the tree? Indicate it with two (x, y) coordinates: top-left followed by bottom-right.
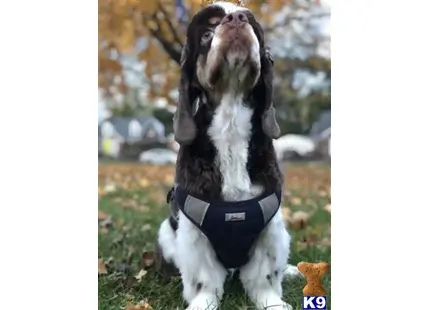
(99, 0), (330, 134)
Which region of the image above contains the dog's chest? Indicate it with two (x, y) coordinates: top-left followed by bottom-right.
(207, 93), (262, 201)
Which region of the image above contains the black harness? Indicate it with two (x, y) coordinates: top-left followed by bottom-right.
(168, 186), (282, 269)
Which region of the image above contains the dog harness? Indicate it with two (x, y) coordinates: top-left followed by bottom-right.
(172, 186), (282, 269)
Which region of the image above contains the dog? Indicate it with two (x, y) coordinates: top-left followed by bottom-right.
(156, 2), (299, 309)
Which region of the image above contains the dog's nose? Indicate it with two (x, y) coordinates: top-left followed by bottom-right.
(222, 11), (249, 26)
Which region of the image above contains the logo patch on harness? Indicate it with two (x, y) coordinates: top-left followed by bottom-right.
(225, 212), (246, 222)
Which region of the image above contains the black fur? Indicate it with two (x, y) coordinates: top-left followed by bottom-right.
(175, 5), (283, 201)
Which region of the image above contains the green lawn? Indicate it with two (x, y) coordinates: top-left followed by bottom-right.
(98, 164), (331, 310)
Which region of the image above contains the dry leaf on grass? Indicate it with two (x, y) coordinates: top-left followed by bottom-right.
(125, 300), (153, 310)
(139, 178), (150, 187)
(98, 210), (108, 220)
(289, 211), (312, 230)
(104, 183), (116, 193)
(141, 224), (152, 232)
(140, 251), (156, 269)
(324, 203), (331, 213)
(290, 197), (302, 206)
(134, 269), (148, 282)
(98, 259), (107, 274)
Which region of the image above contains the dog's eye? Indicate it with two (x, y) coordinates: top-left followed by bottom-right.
(201, 31), (213, 44)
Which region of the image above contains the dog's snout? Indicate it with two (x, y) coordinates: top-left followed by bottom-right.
(222, 12), (248, 26)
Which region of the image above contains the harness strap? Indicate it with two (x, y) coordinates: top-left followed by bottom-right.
(175, 187), (282, 226)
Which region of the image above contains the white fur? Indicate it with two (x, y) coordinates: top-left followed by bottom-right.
(201, 3), (261, 90)
(158, 219), (177, 265)
(176, 211), (227, 309)
(157, 93), (298, 309)
(212, 1), (248, 14)
(208, 93), (255, 201)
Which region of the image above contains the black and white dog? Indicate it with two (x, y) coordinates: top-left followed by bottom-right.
(156, 2), (299, 309)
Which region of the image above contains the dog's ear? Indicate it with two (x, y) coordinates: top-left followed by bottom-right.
(173, 40), (200, 145)
(254, 47), (281, 139)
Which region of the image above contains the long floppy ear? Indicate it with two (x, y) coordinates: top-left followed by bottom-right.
(259, 47), (281, 139)
(173, 40), (199, 145)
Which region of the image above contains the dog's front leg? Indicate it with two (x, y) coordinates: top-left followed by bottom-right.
(240, 209), (293, 310)
(176, 212), (227, 310)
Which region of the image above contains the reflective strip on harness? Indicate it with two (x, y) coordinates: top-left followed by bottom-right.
(258, 193), (280, 224)
(184, 195), (210, 226)
(179, 189), (281, 228)
(174, 186), (283, 269)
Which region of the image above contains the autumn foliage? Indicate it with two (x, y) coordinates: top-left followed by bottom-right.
(98, 0), (309, 102)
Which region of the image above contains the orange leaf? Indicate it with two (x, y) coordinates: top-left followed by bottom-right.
(98, 210), (108, 220)
(98, 259), (108, 274)
(125, 300), (153, 310)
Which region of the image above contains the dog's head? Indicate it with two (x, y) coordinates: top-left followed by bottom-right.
(174, 1), (281, 145)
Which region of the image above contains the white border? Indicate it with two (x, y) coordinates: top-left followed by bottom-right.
(333, 0), (430, 308)
(0, 0), (430, 309)
(0, 0), (97, 309)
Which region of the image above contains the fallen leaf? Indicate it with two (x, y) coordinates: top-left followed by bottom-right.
(139, 178), (149, 187)
(98, 258), (108, 274)
(98, 210), (108, 220)
(140, 251), (156, 268)
(324, 203), (331, 213)
(141, 224), (152, 232)
(290, 197), (302, 206)
(318, 190), (328, 197)
(125, 300), (153, 310)
(104, 183), (116, 193)
(289, 211), (312, 230)
(134, 269), (148, 282)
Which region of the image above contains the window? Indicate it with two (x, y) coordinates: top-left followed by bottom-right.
(128, 120), (142, 139)
(145, 127), (157, 138)
(101, 122), (114, 138)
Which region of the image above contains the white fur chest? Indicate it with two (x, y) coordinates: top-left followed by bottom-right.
(207, 93), (262, 201)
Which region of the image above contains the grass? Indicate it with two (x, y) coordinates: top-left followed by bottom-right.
(98, 163), (331, 310)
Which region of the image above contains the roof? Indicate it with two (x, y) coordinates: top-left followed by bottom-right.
(102, 116), (164, 139)
(310, 110), (331, 138)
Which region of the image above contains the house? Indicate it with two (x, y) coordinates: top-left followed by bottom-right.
(309, 110), (331, 159)
(99, 116), (166, 159)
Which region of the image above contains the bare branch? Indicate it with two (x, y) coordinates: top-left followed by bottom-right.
(142, 13), (182, 64)
(158, 2), (184, 50)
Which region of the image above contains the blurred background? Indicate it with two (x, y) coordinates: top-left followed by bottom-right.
(98, 3), (331, 307)
(98, 0), (331, 165)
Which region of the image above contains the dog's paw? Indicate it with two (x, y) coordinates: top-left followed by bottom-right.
(283, 264), (303, 279)
(186, 293), (218, 310)
(263, 302), (293, 310)
(257, 294), (292, 310)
